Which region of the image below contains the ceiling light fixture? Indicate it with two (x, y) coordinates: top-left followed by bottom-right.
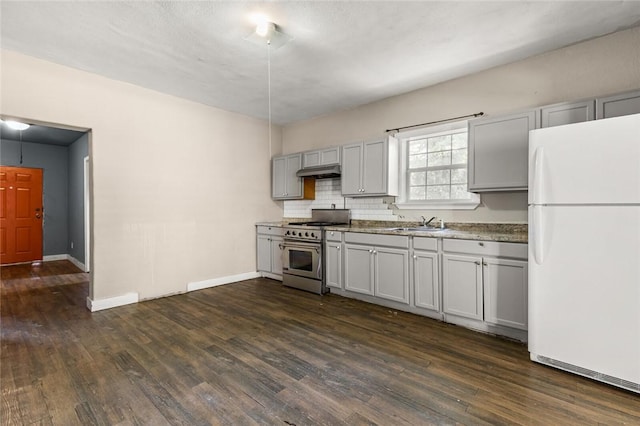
(255, 21), (275, 39)
(244, 19), (292, 50)
(5, 120), (30, 131)
(244, 18), (293, 158)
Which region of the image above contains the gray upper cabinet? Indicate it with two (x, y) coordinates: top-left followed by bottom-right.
(468, 110), (538, 192)
(341, 136), (399, 197)
(272, 154), (303, 200)
(541, 100), (595, 128)
(596, 89), (640, 119)
(302, 147), (341, 167)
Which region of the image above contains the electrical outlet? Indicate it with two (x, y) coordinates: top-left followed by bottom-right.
(71, 242), (74, 249)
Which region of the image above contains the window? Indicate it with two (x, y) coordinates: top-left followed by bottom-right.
(396, 123), (480, 209)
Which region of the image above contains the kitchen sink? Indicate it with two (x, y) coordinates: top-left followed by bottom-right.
(384, 226), (444, 232)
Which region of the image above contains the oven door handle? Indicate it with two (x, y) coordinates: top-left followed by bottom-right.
(282, 242), (320, 251)
(316, 254), (322, 280)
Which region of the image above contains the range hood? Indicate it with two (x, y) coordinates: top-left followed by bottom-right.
(296, 164), (341, 179)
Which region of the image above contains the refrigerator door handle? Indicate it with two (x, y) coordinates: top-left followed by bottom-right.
(532, 205), (544, 264)
(532, 146), (545, 205)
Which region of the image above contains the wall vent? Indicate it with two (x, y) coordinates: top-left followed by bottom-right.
(536, 355), (640, 394)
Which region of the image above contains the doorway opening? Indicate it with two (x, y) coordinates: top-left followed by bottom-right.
(0, 116), (92, 286)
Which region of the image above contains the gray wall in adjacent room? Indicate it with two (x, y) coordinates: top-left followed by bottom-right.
(1, 139), (69, 256)
(68, 133), (88, 264)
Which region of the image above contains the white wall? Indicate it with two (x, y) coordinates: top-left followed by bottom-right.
(1, 50), (283, 302)
(282, 26), (640, 223)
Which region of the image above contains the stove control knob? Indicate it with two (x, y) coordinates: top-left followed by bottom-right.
(305, 232), (309, 237)
(285, 230), (290, 236)
(292, 231), (296, 236)
(310, 232), (315, 238)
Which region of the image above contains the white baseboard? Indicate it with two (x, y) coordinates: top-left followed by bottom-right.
(67, 255), (86, 272)
(187, 271), (261, 292)
(43, 254), (87, 272)
(43, 254), (68, 261)
(87, 292), (139, 312)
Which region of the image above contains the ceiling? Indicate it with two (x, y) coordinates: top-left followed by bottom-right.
(2, 1), (640, 125)
(0, 122), (85, 146)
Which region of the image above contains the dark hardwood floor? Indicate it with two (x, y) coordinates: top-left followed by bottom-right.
(1, 261), (639, 425)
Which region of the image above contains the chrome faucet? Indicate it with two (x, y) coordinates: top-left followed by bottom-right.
(421, 216), (436, 227)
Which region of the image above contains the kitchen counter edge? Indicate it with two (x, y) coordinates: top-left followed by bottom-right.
(257, 222), (527, 243)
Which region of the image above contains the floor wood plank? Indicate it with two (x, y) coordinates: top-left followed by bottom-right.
(2, 261), (639, 425)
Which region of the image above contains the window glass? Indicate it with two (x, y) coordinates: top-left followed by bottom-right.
(406, 128), (475, 202)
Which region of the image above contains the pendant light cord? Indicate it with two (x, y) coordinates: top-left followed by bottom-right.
(267, 40), (272, 158)
(19, 130), (23, 165)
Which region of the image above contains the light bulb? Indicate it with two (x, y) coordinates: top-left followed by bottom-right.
(5, 120), (30, 131)
(256, 21), (275, 38)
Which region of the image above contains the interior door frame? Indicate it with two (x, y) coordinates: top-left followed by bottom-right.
(84, 156), (90, 273)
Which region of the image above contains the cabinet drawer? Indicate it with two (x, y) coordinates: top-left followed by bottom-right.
(256, 225), (284, 236)
(443, 239), (527, 259)
(325, 230), (343, 242)
(345, 232), (409, 249)
(413, 237), (438, 251)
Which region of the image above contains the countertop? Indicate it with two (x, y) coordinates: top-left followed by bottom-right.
(258, 221), (527, 243)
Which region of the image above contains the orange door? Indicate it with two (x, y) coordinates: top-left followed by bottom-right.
(0, 166), (44, 265)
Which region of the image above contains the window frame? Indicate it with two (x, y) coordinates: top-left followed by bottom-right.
(394, 121), (480, 210)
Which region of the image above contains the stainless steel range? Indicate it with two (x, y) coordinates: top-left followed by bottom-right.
(282, 209), (350, 294)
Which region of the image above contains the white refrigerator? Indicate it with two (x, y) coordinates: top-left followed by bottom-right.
(528, 113), (640, 393)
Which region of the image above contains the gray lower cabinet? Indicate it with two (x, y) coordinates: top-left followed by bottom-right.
(344, 244), (375, 295)
(343, 233), (409, 303)
(468, 110), (538, 192)
(272, 154), (303, 200)
(412, 238), (440, 312)
(442, 239), (528, 331)
(482, 258), (528, 330)
(442, 254), (483, 320)
(256, 226), (283, 279)
(596, 89), (640, 119)
(325, 231), (343, 290)
(541, 100), (595, 128)
(374, 247), (409, 304)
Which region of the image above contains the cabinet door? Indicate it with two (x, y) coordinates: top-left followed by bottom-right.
(320, 147), (340, 165)
(468, 110), (537, 192)
(362, 139), (387, 195)
(270, 236), (283, 276)
(413, 251), (440, 311)
(541, 100), (595, 128)
(483, 258), (528, 330)
(374, 247), (409, 304)
(597, 90), (640, 119)
(285, 154), (303, 198)
(257, 234), (272, 272)
(344, 243), (374, 295)
(303, 151), (320, 168)
(325, 242), (342, 289)
(442, 254), (483, 320)
(272, 157), (287, 199)
(341, 143), (363, 196)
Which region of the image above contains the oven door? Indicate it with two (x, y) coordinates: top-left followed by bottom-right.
(282, 240), (321, 280)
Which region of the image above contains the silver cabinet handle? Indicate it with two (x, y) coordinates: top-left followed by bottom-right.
(336, 246), (341, 250)
(413, 255), (418, 259)
(369, 249), (373, 253)
(475, 261), (481, 265)
(478, 242), (484, 247)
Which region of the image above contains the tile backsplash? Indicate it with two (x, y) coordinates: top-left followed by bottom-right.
(284, 178), (398, 221)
